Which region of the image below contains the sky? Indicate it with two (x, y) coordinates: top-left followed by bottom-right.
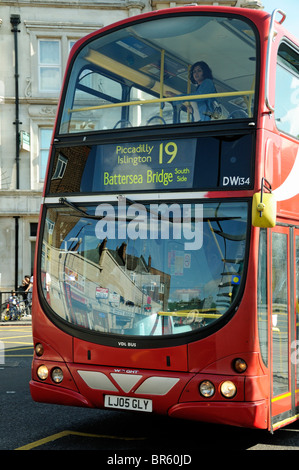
(261, 0), (298, 37)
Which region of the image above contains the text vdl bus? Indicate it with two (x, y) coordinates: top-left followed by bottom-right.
(30, 5), (299, 431)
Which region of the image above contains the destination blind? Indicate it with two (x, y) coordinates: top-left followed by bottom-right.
(48, 133), (253, 194)
(93, 138), (196, 192)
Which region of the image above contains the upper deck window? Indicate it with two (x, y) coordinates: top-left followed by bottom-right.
(59, 13), (257, 134)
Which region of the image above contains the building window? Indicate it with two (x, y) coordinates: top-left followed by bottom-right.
(30, 223), (38, 237)
(25, 21), (103, 98)
(69, 39), (76, 51)
(39, 128), (52, 181)
(38, 39), (61, 92)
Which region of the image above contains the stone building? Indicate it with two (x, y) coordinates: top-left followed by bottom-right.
(0, 0), (263, 291)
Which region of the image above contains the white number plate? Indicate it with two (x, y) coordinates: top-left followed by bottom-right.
(104, 395), (152, 412)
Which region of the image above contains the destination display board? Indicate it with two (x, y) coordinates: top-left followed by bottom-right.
(48, 134), (253, 194)
(93, 139), (196, 191)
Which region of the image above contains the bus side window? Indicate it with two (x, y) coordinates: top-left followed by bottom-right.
(275, 42), (299, 139)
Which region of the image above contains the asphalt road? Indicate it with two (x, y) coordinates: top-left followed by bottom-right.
(1, 324), (299, 454)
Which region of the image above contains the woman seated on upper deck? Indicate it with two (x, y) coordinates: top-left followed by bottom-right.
(189, 61), (217, 121)
(166, 61), (217, 121)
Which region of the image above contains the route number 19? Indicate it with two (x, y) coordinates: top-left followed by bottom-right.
(159, 142), (177, 164)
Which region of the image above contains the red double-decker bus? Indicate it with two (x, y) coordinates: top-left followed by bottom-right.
(30, 5), (299, 431)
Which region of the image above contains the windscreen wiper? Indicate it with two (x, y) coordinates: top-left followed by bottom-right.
(59, 197), (101, 219)
(59, 196), (209, 224)
(59, 197), (135, 221)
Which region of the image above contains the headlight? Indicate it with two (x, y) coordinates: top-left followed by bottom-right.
(51, 367), (64, 384)
(220, 380), (237, 398)
(199, 380), (215, 398)
(37, 365), (49, 380)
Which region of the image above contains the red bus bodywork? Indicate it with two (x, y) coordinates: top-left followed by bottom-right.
(30, 6), (299, 431)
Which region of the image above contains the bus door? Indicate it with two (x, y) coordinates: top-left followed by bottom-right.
(293, 230), (299, 417)
(270, 226), (295, 430)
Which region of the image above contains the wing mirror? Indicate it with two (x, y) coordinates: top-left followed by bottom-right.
(252, 178), (276, 228)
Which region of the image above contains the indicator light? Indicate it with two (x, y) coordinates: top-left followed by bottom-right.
(35, 343), (44, 357)
(233, 358), (247, 373)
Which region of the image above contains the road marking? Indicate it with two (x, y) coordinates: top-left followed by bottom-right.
(0, 346), (33, 359)
(1, 341), (32, 346)
(0, 327), (33, 351)
(0, 327), (32, 332)
(0, 335), (32, 340)
(15, 430), (146, 450)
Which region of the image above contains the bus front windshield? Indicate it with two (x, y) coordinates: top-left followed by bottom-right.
(59, 14), (257, 133)
(40, 200), (248, 337)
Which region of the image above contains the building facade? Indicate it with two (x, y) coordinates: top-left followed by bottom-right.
(0, 0), (263, 292)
